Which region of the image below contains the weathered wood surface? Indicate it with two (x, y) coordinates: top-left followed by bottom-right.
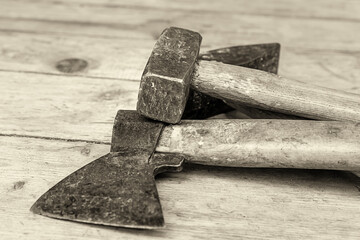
(1, 0), (360, 239)
(195, 61), (360, 121)
(2, 137), (360, 240)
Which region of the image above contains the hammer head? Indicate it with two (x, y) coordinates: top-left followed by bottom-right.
(137, 27), (202, 124)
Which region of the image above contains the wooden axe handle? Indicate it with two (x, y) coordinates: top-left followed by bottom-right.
(193, 60), (360, 122)
(156, 120), (360, 171)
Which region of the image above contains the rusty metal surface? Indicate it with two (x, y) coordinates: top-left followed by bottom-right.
(31, 41), (282, 229)
(198, 43), (280, 74)
(31, 152), (165, 229)
(137, 27), (202, 124)
(31, 111), (185, 229)
(137, 27), (282, 123)
(110, 110), (164, 153)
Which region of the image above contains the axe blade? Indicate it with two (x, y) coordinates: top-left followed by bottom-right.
(31, 152), (165, 229)
(199, 43), (280, 73)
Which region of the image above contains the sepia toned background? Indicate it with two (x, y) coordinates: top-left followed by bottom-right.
(1, 0), (360, 239)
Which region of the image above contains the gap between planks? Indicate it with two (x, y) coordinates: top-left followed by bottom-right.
(0, 133), (110, 145)
(0, 69), (141, 82)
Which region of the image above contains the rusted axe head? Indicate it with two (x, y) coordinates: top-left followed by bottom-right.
(137, 27), (280, 123)
(31, 111), (184, 229)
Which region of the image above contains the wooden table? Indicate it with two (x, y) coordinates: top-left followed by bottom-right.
(1, 1), (360, 239)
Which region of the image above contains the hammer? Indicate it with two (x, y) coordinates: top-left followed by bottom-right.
(137, 27), (360, 124)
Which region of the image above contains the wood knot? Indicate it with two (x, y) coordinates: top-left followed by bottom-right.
(80, 146), (91, 156)
(13, 181), (26, 190)
(56, 58), (88, 73)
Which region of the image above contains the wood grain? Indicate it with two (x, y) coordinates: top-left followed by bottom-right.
(157, 119), (360, 171)
(1, 136), (359, 240)
(0, 31), (153, 80)
(0, 71), (139, 142)
(0, 31), (359, 139)
(55, 0), (360, 22)
(0, 18), (359, 90)
(1, 0), (360, 239)
(2, 0), (360, 28)
(195, 61), (360, 121)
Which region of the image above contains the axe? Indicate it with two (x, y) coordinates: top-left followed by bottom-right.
(31, 110), (360, 229)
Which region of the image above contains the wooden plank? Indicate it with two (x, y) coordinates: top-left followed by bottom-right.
(0, 0), (359, 92)
(280, 48), (360, 92)
(4, 0), (360, 22)
(1, 136), (359, 239)
(0, 31), (153, 81)
(1, 1), (360, 238)
(0, 1), (359, 52)
(0, 31), (359, 92)
(2, 67), (360, 142)
(0, 71), (139, 142)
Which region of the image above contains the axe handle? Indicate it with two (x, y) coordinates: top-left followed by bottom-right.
(156, 119), (360, 171)
(193, 60), (360, 122)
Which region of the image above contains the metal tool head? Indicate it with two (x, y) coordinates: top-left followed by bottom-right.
(137, 27), (202, 124)
(198, 43), (280, 74)
(137, 27), (281, 124)
(31, 152), (165, 229)
(31, 110), (184, 229)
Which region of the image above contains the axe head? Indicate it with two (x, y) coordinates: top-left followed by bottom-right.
(31, 111), (184, 229)
(31, 152), (165, 229)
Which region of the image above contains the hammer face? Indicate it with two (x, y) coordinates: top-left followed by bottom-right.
(137, 27), (202, 124)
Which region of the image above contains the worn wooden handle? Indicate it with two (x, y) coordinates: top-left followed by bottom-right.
(193, 60), (360, 122)
(156, 120), (360, 171)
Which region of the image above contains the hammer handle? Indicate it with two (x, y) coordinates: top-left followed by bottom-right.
(156, 120), (360, 171)
(193, 60), (360, 122)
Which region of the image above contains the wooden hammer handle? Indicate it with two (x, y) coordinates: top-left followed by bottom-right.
(156, 120), (360, 171)
(193, 60), (360, 122)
